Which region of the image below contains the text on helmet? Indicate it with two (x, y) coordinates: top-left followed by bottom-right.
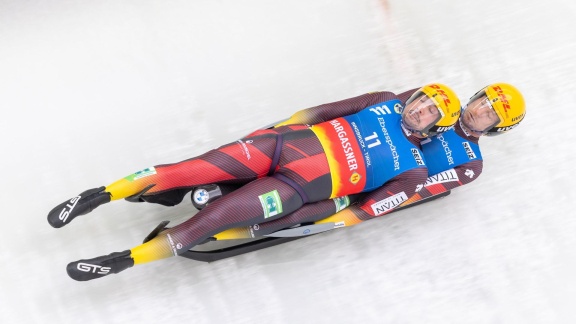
(491, 85), (511, 117)
(429, 84), (452, 108)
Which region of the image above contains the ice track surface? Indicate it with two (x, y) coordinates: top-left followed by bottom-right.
(1, 0), (576, 323)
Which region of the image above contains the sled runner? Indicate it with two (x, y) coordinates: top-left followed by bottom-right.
(143, 189), (451, 262)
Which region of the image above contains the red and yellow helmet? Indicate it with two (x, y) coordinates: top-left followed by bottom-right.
(463, 83), (526, 136)
(402, 83), (461, 137)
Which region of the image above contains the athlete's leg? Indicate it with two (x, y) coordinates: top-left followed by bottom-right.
(66, 176), (305, 281)
(212, 128), (347, 239)
(226, 168), (427, 240)
(47, 131), (280, 228)
(63, 128), (334, 281)
(130, 125), (310, 205)
(105, 136), (276, 203)
(213, 195), (359, 240)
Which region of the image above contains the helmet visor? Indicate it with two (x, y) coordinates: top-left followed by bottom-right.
(402, 91), (443, 135)
(462, 93), (502, 135)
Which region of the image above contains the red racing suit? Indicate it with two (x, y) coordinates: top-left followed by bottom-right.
(114, 89), (430, 263)
(215, 104), (484, 239)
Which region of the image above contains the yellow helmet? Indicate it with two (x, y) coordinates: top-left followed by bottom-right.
(402, 83), (461, 137)
(464, 83), (526, 136)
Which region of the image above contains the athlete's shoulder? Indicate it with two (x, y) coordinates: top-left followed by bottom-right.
(396, 87), (420, 103)
(367, 86), (425, 105)
(363, 90), (399, 102)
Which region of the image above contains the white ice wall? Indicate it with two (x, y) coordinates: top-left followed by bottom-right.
(1, 0), (575, 323)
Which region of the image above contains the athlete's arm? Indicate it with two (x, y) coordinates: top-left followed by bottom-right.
(401, 160), (483, 207)
(276, 91), (401, 126)
(314, 167), (428, 228)
(396, 88), (419, 102)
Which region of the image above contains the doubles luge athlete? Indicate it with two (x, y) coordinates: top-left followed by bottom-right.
(194, 83), (526, 241)
(48, 83), (461, 281)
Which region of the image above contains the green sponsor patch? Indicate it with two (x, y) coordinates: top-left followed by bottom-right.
(258, 190), (283, 218)
(333, 196), (350, 212)
(124, 167), (157, 182)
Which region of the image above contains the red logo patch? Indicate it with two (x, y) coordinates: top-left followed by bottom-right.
(491, 85), (511, 117)
(429, 84), (451, 107)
